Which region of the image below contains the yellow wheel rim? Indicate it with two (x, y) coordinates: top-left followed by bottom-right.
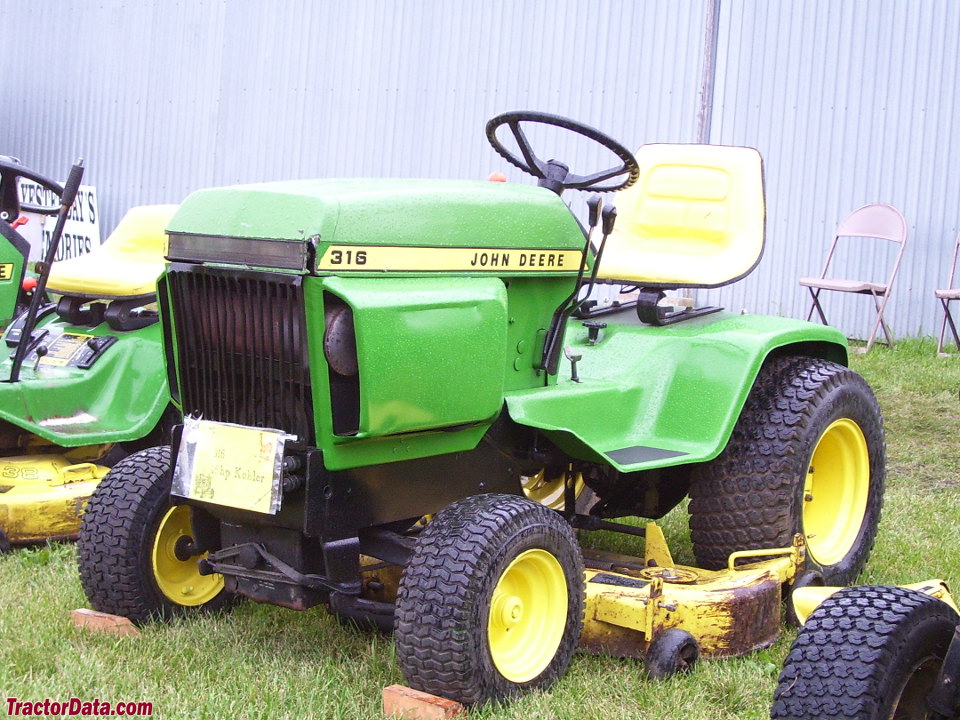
(151, 505), (224, 606)
(521, 471), (584, 511)
(802, 418), (870, 566)
(487, 548), (568, 683)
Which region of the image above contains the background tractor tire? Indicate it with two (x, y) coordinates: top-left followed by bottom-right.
(771, 585), (959, 719)
(395, 493), (584, 706)
(689, 356), (884, 585)
(77, 446), (233, 624)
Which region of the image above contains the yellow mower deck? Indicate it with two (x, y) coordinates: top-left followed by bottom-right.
(580, 524), (803, 659)
(0, 454), (108, 545)
(360, 522), (805, 664)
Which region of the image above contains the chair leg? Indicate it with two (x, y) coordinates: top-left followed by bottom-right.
(873, 291), (894, 346)
(864, 291), (893, 353)
(806, 288), (828, 324)
(940, 298), (960, 354)
(938, 300), (949, 354)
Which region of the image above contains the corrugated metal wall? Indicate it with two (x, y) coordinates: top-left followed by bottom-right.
(0, 0), (707, 226)
(701, 0), (960, 341)
(2, 0), (958, 338)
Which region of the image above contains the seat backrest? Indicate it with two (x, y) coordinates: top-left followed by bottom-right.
(942, 232), (960, 291)
(819, 203), (907, 282)
(595, 143), (765, 288)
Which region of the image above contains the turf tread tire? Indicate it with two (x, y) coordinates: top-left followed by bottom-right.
(395, 493), (584, 706)
(688, 356), (884, 584)
(770, 585), (959, 719)
(77, 445), (232, 624)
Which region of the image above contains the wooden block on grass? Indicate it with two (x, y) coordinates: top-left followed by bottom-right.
(382, 684), (465, 719)
(71, 608), (140, 637)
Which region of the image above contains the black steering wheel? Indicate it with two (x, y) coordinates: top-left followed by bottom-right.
(486, 111), (639, 195)
(0, 157), (63, 225)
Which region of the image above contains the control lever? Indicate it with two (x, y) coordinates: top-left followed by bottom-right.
(576, 204), (618, 312)
(563, 346), (582, 383)
(33, 345), (47, 371)
(7, 159), (84, 383)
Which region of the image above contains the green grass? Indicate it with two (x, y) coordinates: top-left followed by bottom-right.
(2, 340), (958, 719)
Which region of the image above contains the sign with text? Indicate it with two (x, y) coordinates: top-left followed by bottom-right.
(172, 418), (291, 515)
(16, 179), (101, 262)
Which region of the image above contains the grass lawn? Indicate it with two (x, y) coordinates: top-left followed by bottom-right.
(1, 340), (958, 719)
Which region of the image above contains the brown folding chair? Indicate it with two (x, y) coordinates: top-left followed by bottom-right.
(799, 203), (908, 352)
(936, 232), (960, 356)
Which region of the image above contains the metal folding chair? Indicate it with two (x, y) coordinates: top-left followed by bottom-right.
(799, 203), (908, 352)
(936, 232), (960, 356)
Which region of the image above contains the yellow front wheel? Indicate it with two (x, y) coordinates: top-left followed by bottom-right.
(152, 505), (224, 606)
(488, 549), (568, 682)
(396, 494), (584, 706)
(78, 446), (233, 624)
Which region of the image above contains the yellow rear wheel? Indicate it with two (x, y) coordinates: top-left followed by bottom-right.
(689, 357), (884, 585)
(802, 418), (870, 567)
(151, 505), (224, 606)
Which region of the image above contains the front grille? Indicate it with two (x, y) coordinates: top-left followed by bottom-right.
(166, 265), (314, 443)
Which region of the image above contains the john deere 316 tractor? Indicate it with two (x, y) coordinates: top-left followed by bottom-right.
(78, 112), (885, 705)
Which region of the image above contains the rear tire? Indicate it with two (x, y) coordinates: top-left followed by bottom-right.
(771, 585), (959, 719)
(395, 493), (584, 706)
(77, 446), (232, 624)
(689, 356), (884, 584)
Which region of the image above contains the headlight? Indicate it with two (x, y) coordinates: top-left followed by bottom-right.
(166, 232), (309, 271)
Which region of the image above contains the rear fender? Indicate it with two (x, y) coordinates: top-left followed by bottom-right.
(504, 311), (847, 472)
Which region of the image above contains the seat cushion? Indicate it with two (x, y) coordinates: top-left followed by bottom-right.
(799, 277), (887, 294)
(46, 204), (177, 298)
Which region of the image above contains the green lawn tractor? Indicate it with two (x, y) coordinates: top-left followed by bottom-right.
(78, 112), (886, 706)
(0, 157), (175, 550)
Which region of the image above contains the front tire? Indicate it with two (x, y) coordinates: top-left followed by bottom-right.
(77, 446), (232, 624)
(771, 585), (959, 719)
(689, 356), (884, 585)
(395, 494), (584, 706)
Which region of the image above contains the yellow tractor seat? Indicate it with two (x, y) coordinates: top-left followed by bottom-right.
(46, 204), (178, 299)
(595, 144), (765, 289)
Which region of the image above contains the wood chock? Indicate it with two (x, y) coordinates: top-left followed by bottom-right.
(71, 608), (141, 637)
(382, 684), (466, 719)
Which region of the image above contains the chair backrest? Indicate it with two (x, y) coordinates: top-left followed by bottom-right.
(594, 143), (765, 288)
(819, 203), (907, 283)
(942, 232), (960, 291)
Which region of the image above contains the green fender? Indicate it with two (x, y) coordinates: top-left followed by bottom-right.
(0, 315), (168, 446)
(504, 310), (848, 473)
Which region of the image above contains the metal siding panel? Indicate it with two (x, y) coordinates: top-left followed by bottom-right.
(1, 0), (228, 234)
(2, 0), (707, 236)
(704, 0), (960, 340)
